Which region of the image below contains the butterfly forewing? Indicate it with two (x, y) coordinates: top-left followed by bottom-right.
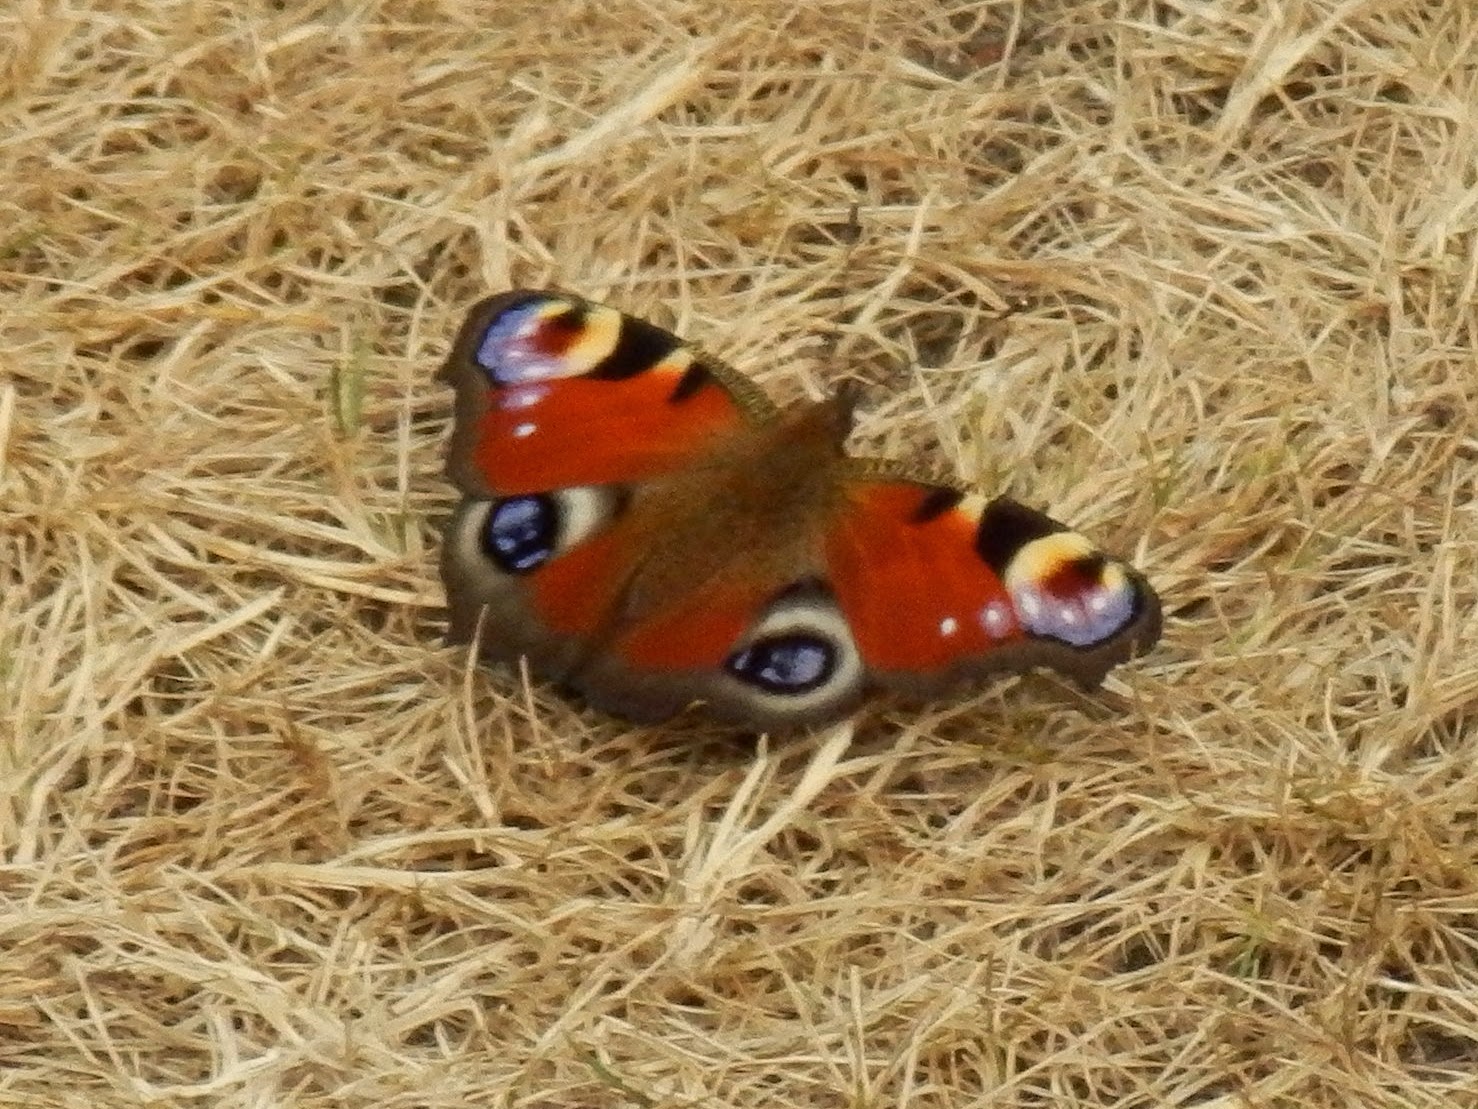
(825, 480), (1161, 697)
(440, 290), (774, 497)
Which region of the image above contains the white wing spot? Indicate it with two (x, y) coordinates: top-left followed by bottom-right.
(513, 422), (537, 439)
(981, 601), (1012, 639)
(500, 385), (548, 411)
(939, 616), (959, 638)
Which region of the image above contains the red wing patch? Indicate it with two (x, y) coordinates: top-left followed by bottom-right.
(826, 483), (1020, 674)
(521, 520), (765, 660)
(525, 518), (773, 673)
(527, 525), (634, 640)
(612, 581), (771, 671)
(474, 373), (743, 495)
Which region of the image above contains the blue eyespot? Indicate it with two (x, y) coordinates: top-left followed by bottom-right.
(726, 635), (836, 695)
(483, 495), (556, 573)
(475, 300), (553, 383)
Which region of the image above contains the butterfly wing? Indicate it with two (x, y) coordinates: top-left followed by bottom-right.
(439, 289), (780, 690)
(444, 486), (867, 728)
(440, 289), (775, 497)
(824, 479), (1162, 698)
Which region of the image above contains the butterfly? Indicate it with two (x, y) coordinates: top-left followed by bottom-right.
(438, 289), (1161, 729)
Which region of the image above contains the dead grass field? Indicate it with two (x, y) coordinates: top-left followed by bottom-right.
(5, 1), (1478, 1106)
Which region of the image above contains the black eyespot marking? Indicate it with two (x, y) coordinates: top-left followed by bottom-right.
(668, 362), (717, 403)
(727, 634), (837, 695)
(974, 497), (1063, 575)
(483, 495), (557, 573)
(912, 486), (965, 523)
(589, 314), (681, 380)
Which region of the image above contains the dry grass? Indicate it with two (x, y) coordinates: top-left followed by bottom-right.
(4, 1), (1478, 1106)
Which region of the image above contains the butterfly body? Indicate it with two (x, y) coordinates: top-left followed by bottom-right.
(610, 394), (850, 622)
(439, 289), (1161, 729)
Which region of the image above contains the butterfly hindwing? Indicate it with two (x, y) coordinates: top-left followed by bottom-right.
(570, 580), (869, 727)
(825, 479), (1162, 697)
(440, 487), (638, 678)
(444, 492), (869, 728)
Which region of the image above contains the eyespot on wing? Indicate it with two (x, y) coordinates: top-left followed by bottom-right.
(826, 481), (1161, 692)
(441, 290), (770, 497)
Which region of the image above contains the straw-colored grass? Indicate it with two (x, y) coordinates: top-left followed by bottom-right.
(4, 1), (1477, 1106)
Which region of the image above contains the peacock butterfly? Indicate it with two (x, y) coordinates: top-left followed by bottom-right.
(438, 289), (1161, 729)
